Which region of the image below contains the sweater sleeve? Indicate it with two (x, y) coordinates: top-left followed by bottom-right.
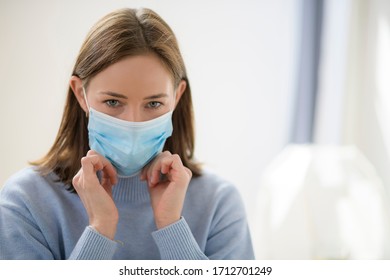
(204, 184), (254, 259)
(0, 170), (119, 260)
(152, 217), (208, 259)
(152, 181), (255, 260)
(0, 204), (118, 260)
(68, 226), (118, 260)
(0, 205), (55, 259)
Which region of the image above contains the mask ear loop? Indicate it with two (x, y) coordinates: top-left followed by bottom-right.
(82, 87), (91, 117)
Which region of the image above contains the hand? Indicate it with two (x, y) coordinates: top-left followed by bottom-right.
(72, 150), (118, 239)
(141, 151), (192, 229)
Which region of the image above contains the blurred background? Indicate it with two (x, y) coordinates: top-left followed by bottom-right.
(1, 0), (390, 259)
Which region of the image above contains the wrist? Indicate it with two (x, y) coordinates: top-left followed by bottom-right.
(90, 220), (118, 240)
(155, 215), (181, 230)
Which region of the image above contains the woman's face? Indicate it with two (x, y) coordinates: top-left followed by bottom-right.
(73, 54), (185, 122)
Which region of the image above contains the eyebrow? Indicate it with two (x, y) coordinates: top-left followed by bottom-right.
(144, 93), (169, 100)
(99, 91), (128, 99)
(98, 91), (169, 100)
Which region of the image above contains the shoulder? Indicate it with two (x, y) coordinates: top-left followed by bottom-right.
(190, 168), (239, 190)
(2, 167), (41, 193)
(2, 167), (48, 192)
(184, 169), (249, 237)
(187, 168), (244, 208)
(0, 166), (67, 207)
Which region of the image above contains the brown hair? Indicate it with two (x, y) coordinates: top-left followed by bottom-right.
(32, 8), (201, 191)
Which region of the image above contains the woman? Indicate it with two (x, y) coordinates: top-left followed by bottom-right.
(0, 8), (254, 260)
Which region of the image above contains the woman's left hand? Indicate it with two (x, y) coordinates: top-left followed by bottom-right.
(140, 151), (192, 229)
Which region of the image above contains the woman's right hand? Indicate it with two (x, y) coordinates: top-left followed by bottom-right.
(72, 150), (118, 240)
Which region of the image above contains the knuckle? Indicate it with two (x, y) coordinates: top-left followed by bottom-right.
(172, 154), (182, 163)
(80, 156), (89, 165)
(172, 154), (180, 160)
(72, 175), (79, 188)
(162, 151), (172, 156)
(87, 150), (96, 156)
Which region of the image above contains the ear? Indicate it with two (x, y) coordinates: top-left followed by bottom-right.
(174, 80), (187, 108)
(70, 76), (88, 114)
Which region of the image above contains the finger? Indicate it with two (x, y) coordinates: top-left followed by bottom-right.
(150, 167), (162, 187)
(72, 169), (82, 189)
(162, 154), (192, 184)
(88, 150), (117, 187)
(140, 164), (149, 181)
(168, 154), (184, 171)
(100, 175), (114, 195)
(80, 154), (115, 193)
(101, 163), (117, 187)
(149, 154), (184, 187)
(158, 154), (182, 176)
(146, 151), (171, 186)
(82, 154), (103, 170)
(80, 155), (102, 184)
(101, 181), (114, 199)
(184, 167), (192, 178)
(87, 150), (97, 156)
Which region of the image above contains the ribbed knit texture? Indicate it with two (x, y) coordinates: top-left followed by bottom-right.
(69, 226), (118, 259)
(152, 218), (207, 260)
(0, 167), (254, 260)
(112, 174), (150, 202)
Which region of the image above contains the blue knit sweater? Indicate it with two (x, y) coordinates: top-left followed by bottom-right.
(0, 167), (254, 259)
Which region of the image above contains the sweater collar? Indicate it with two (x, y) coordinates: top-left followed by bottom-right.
(112, 174), (150, 202)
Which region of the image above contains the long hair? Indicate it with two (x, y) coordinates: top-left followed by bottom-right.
(32, 8), (201, 191)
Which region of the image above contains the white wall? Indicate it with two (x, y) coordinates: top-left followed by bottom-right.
(0, 0), (300, 249)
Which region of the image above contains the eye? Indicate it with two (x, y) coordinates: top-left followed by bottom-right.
(147, 101), (162, 109)
(105, 99), (120, 108)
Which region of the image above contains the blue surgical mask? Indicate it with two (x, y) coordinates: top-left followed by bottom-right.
(83, 88), (173, 177)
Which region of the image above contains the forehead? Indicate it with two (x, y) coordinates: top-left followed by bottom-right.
(88, 54), (174, 97)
